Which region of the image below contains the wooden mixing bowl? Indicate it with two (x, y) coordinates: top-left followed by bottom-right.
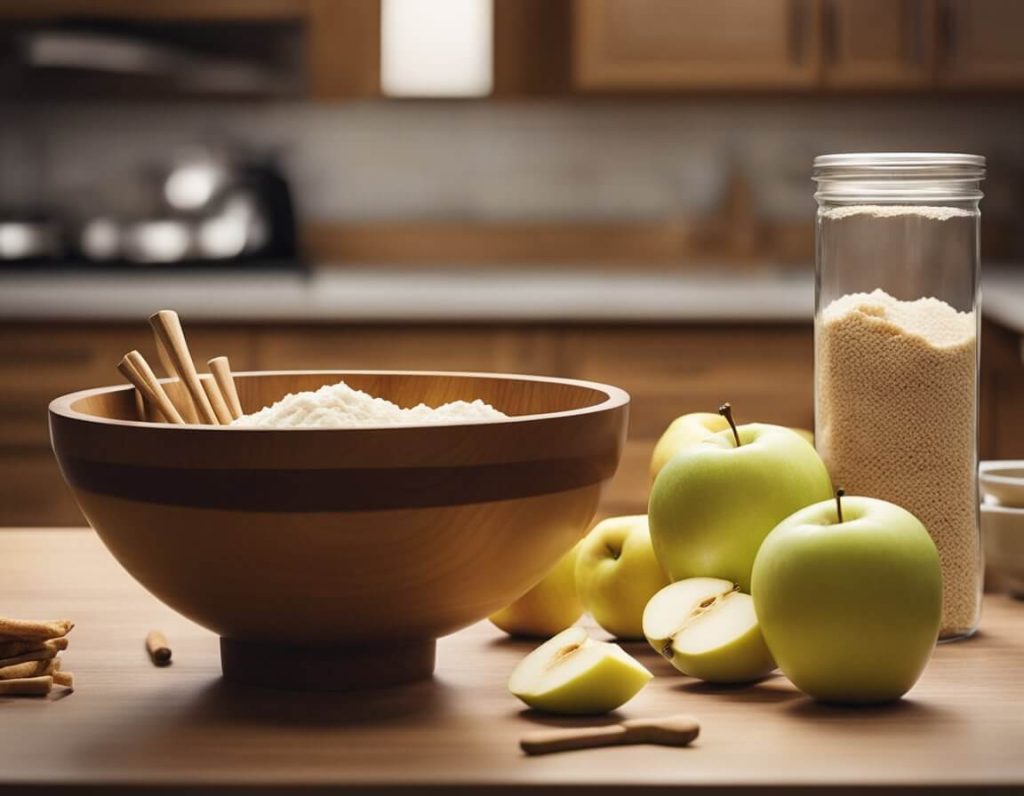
(50, 371), (629, 690)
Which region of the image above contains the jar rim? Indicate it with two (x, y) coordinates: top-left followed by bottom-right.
(814, 152), (985, 169)
(814, 152), (984, 201)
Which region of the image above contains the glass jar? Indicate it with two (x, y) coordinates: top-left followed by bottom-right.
(813, 153), (985, 641)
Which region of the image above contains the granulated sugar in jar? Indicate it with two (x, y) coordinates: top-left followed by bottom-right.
(817, 289), (978, 636)
(813, 154), (985, 640)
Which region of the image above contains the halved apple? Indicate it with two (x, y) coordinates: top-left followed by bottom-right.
(643, 578), (775, 684)
(508, 627), (653, 714)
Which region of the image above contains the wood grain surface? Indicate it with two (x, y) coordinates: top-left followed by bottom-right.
(0, 529), (1021, 794)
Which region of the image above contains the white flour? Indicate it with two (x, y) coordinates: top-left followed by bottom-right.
(821, 205), (972, 221)
(232, 380), (506, 428)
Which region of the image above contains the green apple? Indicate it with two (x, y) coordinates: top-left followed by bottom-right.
(508, 626), (653, 714)
(575, 515), (669, 639)
(650, 412), (731, 480)
(752, 491), (942, 704)
(792, 428), (814, 445)
(649, 405), (833, 591)
(490, 545), (582, 638)
(643, 577), (775, 684)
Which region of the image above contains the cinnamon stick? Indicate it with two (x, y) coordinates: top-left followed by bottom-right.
(0, 676), (52, 696)
(0, 659), (55, 680)
(0, 636), (68, 660)
(0, 618), (73, 641)
(146, 631), (172, 667)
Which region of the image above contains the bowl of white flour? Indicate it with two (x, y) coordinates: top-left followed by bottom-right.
(50, 369), (630, 691)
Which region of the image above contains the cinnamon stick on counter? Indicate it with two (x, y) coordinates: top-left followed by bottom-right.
(0, 676), (53, 696)
(146, 631), (172, 667)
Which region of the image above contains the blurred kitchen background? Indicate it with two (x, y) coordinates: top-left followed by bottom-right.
(1, 0), (1023, 527)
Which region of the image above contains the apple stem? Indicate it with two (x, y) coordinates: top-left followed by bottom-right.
(719, 403), (741, 447)
(835, 488), (845, 523)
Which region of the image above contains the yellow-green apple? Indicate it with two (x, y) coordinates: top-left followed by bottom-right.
(650, 413), (731, 480)
(575, 516), (670, 639)
(649, 404), (832, 591)
(751, 491), (942, 704)
(792, 428), (814, 445)
(490, 545), (582, 638)
(508, 626), (653, 714)
(643, 577), (775, 683)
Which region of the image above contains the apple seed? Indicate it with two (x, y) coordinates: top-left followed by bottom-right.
(547, 641), (583, 670)
(661, 585), (740, 658)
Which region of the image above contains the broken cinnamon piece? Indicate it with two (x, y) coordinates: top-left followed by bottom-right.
(0, 636), (68, 660)
(0, 676), (52, 696)
(0, 659), (55, 680)
(52, 671), (73, 688)
(0, 646), (63, 669)
(146, 631), (172, 666)
(0, 618), (73, 641)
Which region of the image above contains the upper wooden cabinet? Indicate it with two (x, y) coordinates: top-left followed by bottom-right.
(573, 0), (821, 91)
(938, 0), (1024, 87)
(6, 0), (1024, 96)
(822, 0), (936, 88)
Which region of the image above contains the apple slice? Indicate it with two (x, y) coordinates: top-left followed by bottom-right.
(643, 578), (775, 684)
(508, 627), (653, 714)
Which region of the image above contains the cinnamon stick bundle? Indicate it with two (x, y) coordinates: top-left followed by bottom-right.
(0, 618), (73, 641)
(0, 636), (68, 660)
(0, 659), (55, 680)
(0, 676), (53, 696)
(0, 617), (74, 697)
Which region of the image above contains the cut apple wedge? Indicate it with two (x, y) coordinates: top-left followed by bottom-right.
(643, 577), (775, 684)
(508, 627), (653, 714)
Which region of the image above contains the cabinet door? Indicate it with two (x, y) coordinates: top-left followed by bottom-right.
(0, 325), (256, 527)
(822, 0), (935, 88)
(256, 327), (561, 376)
(573, 0), (821, 91)
(562, 325), (815, 517)
(939, 0), (1024, 87)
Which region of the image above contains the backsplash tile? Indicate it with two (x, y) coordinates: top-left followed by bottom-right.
(2, 98), (1022, 222)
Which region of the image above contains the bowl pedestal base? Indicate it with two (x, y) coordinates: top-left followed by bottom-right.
(220, 637), (436, 691)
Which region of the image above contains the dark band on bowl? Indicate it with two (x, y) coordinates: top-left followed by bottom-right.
(56, 453), (619, 512)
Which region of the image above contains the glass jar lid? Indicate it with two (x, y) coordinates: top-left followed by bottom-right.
(813, 153), (985, 202)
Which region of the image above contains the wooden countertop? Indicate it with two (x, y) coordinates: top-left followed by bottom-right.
(1, 529), (1022, 794)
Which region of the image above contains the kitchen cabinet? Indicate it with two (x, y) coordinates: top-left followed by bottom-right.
(573, 0), (1024, 93)
(573, 0), (821, 91)
(0, 0), (382, 101)
(256, 326), (561, 376)
(560, 325), (815, 516)
(821, 0), (935, 88)
(0, 325), (256, 527)
(980, 319), (1024, 460)
(1, 319), (1020, 527)
(7, 0), (1024, 98)
(937, 0), (1024, 87)
(0, 0), (310, 20)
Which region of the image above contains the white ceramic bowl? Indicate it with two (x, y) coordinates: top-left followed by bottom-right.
(980, 460), (1024, 509)
(982, 501), (1024, 597)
